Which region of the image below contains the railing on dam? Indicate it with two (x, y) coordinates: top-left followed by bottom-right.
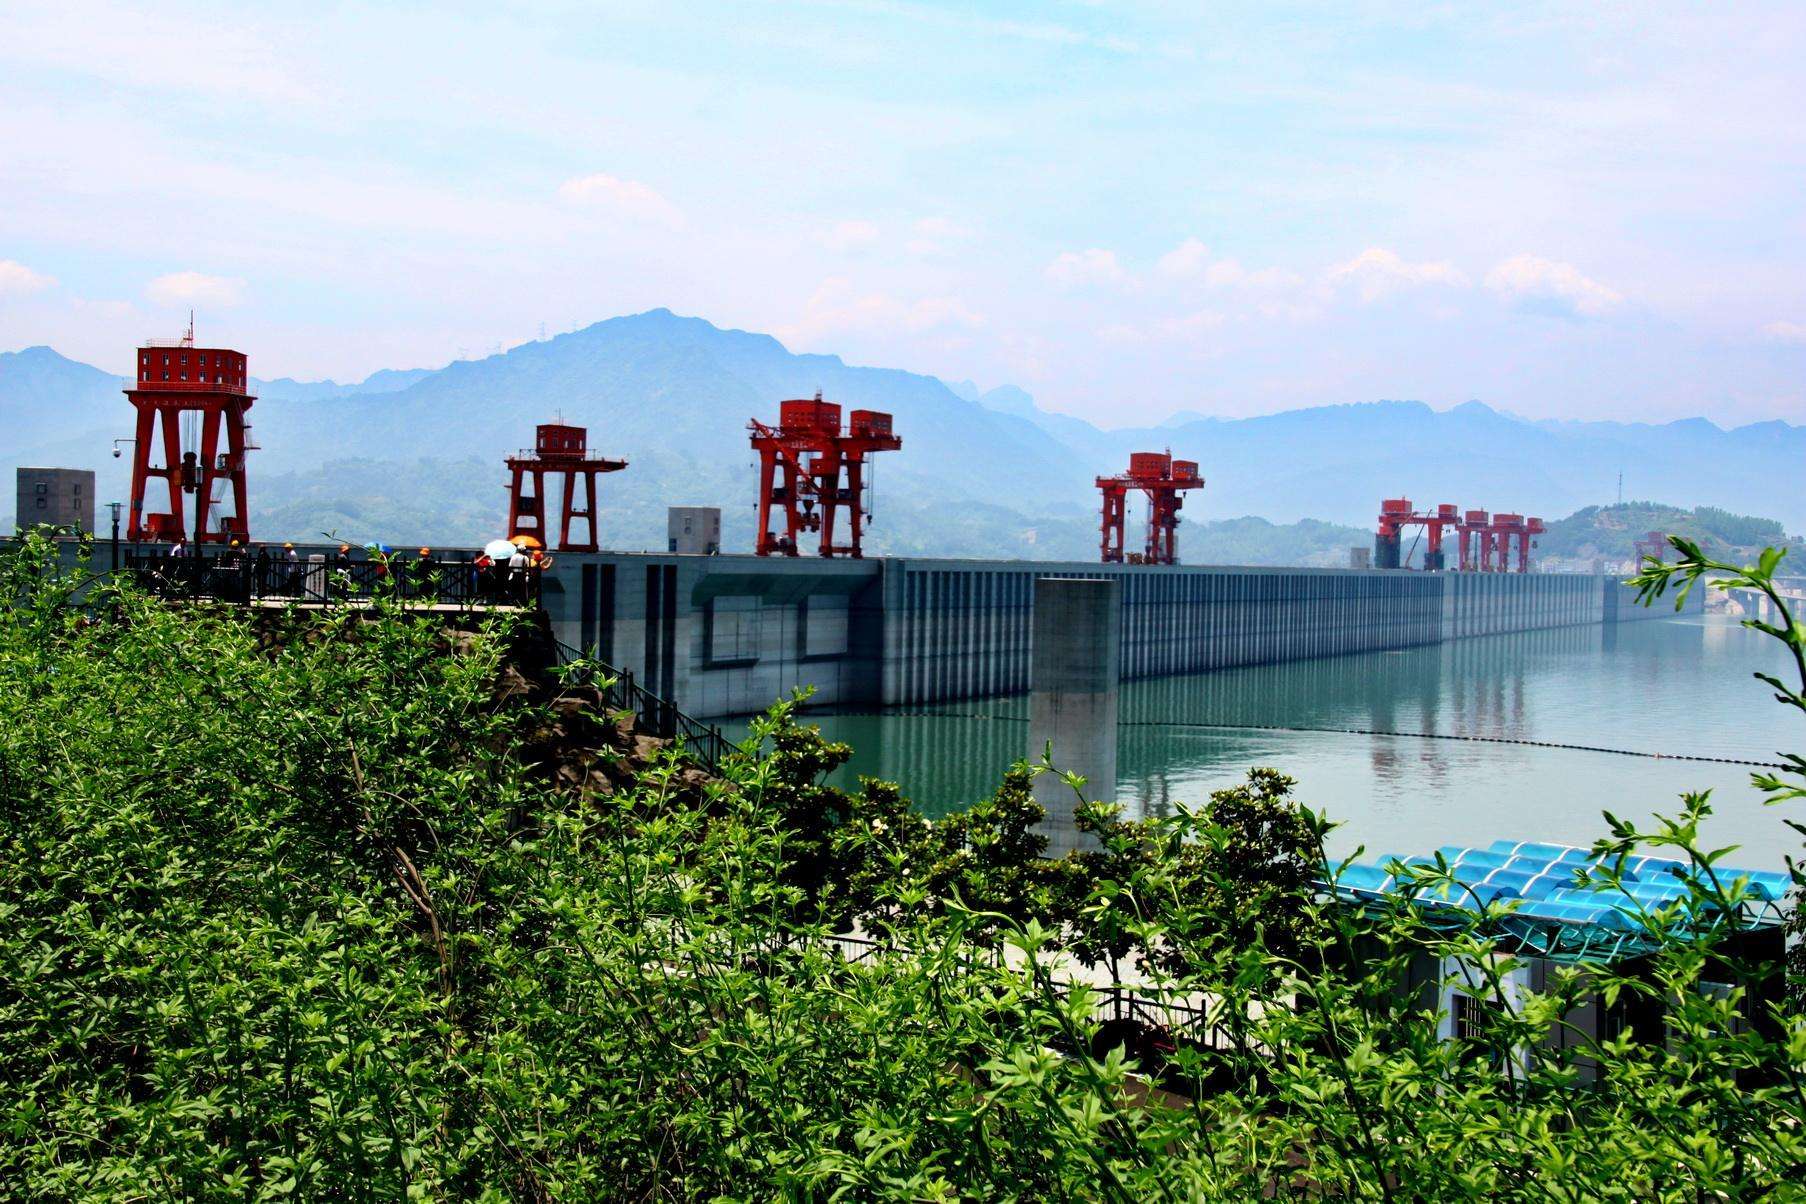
(122, 551), (541, 610)
(553, 638), (732, 772)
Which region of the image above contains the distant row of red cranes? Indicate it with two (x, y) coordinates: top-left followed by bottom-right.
(500, 394), (904, 558)
(114, 332), (1546, 571)
(1375, 498), (1545, 573)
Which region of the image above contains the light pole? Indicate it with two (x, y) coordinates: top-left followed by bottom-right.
(106, 501), (123, 572)
(111, 438), (136, 547)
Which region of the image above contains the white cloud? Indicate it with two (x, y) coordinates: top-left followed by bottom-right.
(1759, 320), (1806, 344)
(1328, 248), (1468, 302)
(1097, 310), (1223, 345)
(905, 295), (985, 331)
(819, 218), (881, 252)
(1158, 238), (1304, 291)
(3, 0), (314, 106)
(1161, 310), (1225, 336)
(72, 297), (135, 319)
(779, 276), (985, 346)
(1156, 237), (1210, 278)
(1199, 259), (1304, 290)
(1484, 254), (1622, 317)
(1045, 248), (1126, 289)
(1256, 299), (1321, 322)
(906, 216), (971, 256)
(556, 173), (685, 229)
(0, 259), (54, 295)
(1202, 258), (1243, 286)
(146, 271), (244, 307)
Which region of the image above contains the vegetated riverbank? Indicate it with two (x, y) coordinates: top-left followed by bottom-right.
(2, 530), (1802, 1199)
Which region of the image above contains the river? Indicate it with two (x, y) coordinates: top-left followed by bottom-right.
(738, 615), (1802, 871)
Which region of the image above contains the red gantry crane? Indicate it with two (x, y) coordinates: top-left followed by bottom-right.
(1096, 452), (1205, 565)
(1375, 502), (1545, 573)
(124, 322), (256, 543)
(505, 422), (628, 552)
(1486, 513), (1546, 574)
(749, 395), (900, 558)
(1375, 498), (1459, 570)
(1456, 509), (1492, 572)
(1634, 530), (1668, 567)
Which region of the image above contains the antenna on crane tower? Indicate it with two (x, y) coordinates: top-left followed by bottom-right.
(183, 310), (195, 347)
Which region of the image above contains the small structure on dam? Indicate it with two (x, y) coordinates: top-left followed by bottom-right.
(1027, 577), (1122, 855)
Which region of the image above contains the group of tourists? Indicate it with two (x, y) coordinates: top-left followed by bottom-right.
(472, 540), (554, 604)
(132, 537), (551, 606)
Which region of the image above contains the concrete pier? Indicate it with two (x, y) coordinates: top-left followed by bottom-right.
(1027, 578), (1122, 855)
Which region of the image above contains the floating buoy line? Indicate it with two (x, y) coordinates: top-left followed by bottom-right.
(814, 709), (1786, 771)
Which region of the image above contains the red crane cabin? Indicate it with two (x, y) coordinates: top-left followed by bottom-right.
(124, 339), (255, 543)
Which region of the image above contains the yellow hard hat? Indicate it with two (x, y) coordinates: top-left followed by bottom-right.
(283, 542), (294, 548)
(230, 539), (241, 547)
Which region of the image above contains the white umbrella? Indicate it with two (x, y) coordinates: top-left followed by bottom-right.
(483, 539), (518, 560)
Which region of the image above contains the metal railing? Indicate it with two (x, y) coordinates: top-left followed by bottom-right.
(553, 639), (731, 772)
(826, 933), (1228, 1052)
(122, 551), (541, 610)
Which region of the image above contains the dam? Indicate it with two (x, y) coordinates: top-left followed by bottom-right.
(533, 551), (1676, 720)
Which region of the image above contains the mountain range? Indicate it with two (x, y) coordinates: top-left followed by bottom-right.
(3, 308), (1800, 562)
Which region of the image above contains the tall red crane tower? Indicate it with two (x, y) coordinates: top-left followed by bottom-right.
(505, 423), (628, 552)
(1096, 452), (1204, 565)
(123, 328), (256, 543)
(1374, 499), (1458, 570)
(749, 395), (900, 558)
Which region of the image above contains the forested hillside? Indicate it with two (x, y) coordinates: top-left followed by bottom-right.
(1537, 502), (1802, 570)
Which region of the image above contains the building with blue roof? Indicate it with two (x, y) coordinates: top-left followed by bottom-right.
(1323, 839), (1793, 1081)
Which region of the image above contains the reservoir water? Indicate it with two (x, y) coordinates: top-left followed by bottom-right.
(749, 616), (1802, 870)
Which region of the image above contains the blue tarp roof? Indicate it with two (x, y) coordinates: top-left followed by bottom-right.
(1327, 839), (1791, 963)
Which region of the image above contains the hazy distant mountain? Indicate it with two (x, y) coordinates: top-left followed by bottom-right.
(240, 309), (1095, 556)
(0, 347), (132, 527)
(4, 310), (1801, 558)
(254, 366), (437, 403)
(981, 390), (1806, 537)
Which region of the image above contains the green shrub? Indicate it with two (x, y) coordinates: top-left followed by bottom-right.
(1, 528), (1803, 1200)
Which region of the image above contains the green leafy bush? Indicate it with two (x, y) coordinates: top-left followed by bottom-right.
(1, 528), (1803, 1200)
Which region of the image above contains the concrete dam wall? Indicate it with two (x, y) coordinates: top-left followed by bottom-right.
(536, 553), (1667, 720)
(39, 537), (1670, 722)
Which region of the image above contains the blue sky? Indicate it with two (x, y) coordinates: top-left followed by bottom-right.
(2, 1), (1803, 427)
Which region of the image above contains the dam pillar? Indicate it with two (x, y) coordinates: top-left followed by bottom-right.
(1028, 577), (1121, 855)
